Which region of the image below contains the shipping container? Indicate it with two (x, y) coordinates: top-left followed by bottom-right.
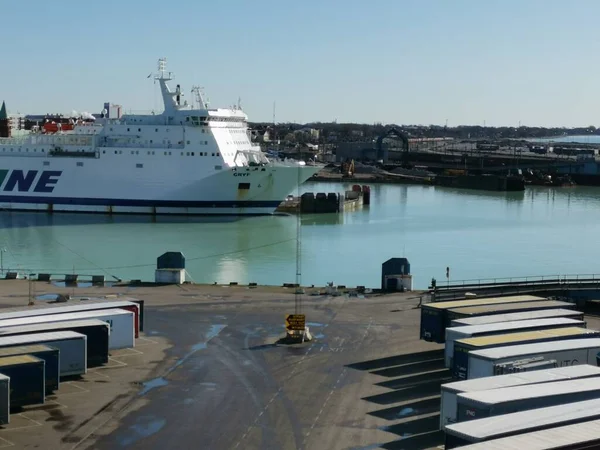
(446, 300), (576, 324)
(454, 417), (600, 450)
(0, 331), (87, 377)
(450, 308), (584, 327)
(0, 300), (141, 337)
(467, 338), (600, 379)
(456, 377), (600, 425)
(444, 318), (586, 368)
(440, 364), (600, 429)
(420, 295), (547, 343)
(0, 320), (109, 368)
(0, 374), (8, 424)
(0, 355), (45, 408)
(0, 345), (59, 394)
(453, 327), (599, 379)
(0, 309), (134, 350)
(445, 398), (600, 448)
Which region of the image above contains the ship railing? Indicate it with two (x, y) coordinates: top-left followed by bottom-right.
(0, 136), (30, 145)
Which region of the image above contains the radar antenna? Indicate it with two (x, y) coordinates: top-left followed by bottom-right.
(155, 57), (172, 81)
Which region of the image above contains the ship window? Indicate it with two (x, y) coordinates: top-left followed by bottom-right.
(138, 128), (141, 132)
(150, 140), (153, 143)
(238, 183), (250, 190)
(136, 163), (143, 168)
(131, 151), (134, 155)
(215, 165), (222, 170)
(191, 152), (194, 156)
(103, 150), (106, 154)
(205, 141), (208, 145)
(127, 128), (130, 131)
(212, 153), (215, 157)
(77, 162), (83, 167)
(164, 152), (167, 155)
(43, 161), (50, 166)
(202, 129), (205, 134)
(217, 153), (221, 157)
(185, 117), (189, 122)
(186, 152), (190, 156)
(110, 128), (113, 131)
(115, 151), (118, 154)
(187, 140), (190, 145)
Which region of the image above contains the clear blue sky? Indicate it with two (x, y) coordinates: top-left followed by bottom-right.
(2, 0), (598, 127)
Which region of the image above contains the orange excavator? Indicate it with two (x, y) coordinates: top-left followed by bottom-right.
(341, 159), (355, 178)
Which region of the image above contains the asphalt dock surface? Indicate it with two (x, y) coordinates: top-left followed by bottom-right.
(0, 282), (456, 449)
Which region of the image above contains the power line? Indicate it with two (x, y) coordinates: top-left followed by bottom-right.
(0, 233), (296, 274)
(0, 206), (296, 278)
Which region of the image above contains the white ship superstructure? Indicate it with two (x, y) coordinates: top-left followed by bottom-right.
(0, 59), (320, 215)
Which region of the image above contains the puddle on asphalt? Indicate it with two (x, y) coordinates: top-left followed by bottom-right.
(117, 416), (166, 446)
(35, 293), (59, 301)
(139, 324), (227, 396)
(139, 377), (169, 396)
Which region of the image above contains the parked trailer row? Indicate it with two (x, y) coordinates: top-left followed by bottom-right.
(456, 417), (600, 449)
(444, 317), (587, 368)
(450, 308), (584, 327)
(453, 327), (600, 379)
(0, 331), (87, 377)
(435, 299), (600, 447)
(420, 295), (547, 342)
(0, 320), (109, 368)
(445, 398), (600, 448)
(439, 364), (600, 428)
(0, 345), (59, 394)
(0, 300), (141, 337)
(0, 309), (135, 350)
(445, 300), (575, 324)
(0, 298), (145, 428)
(467, 338), (600, 379)
(456, 376), (600, 423)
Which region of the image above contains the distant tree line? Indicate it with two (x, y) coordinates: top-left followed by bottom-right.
(250, 121), (598, 143)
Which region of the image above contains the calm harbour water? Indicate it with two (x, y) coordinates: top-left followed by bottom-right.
(1, 181), (600, 289)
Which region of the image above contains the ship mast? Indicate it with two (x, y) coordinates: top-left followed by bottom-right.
(153, 58), (179, 116)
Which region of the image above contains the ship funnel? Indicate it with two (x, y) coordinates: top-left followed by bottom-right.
(0, 101), (10, 138)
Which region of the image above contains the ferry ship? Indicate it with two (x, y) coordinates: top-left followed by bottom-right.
(0, 59), (321, 215)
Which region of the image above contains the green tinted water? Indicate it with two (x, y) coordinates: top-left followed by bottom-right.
(1, 182), (599, 289)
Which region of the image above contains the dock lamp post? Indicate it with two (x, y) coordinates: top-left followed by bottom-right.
(28, 273), (36, 306)
(0, 248), (6, 276)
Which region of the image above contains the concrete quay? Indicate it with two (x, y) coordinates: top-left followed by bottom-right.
(0, 280), (468, 450)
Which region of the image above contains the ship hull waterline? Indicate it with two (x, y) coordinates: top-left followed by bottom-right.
(0, 165), (321, 216)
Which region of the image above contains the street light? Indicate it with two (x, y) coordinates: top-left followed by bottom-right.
(28, 273), (36, 306)
(0, 248), (6, 276)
